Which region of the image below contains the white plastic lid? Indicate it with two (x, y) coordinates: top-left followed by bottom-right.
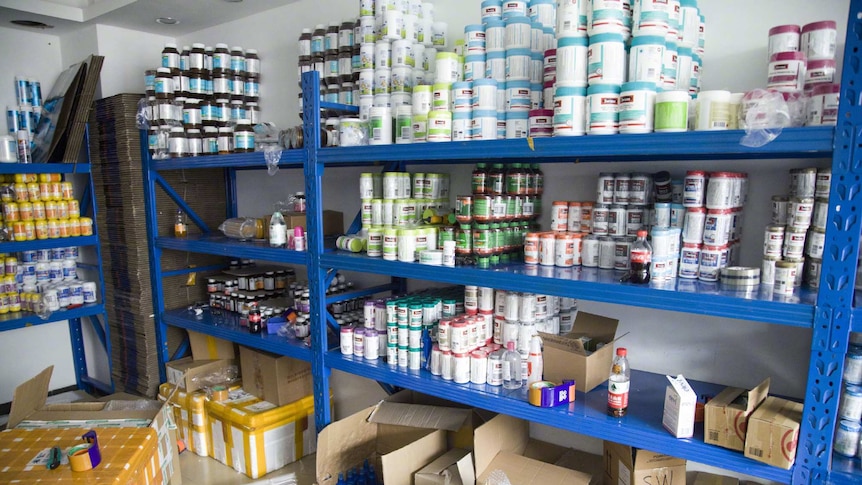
(192, 43), (205, 49)
(215, 43), (228, 49)
(231, 46), (244, 52)
(156, 67), (170, 73)
(170, 126), (184, 132)
(296, 191), (305, 196)
(315, 24), (325, 30)
(246, 48), (258, 54)
(302, 28), (311, 33)
(164, 42), (177, 49)
(237, 118), (251, 124)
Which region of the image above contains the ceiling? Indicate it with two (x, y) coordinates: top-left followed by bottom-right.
(0, 0), (297, 36)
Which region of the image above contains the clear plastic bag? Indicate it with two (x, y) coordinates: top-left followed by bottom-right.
(190, 364), (240, 390)
(136, 97), (151, 130)
(739, 89), (791, 148)
(219, 217), (258, 240)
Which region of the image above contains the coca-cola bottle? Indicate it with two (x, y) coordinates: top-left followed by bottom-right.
(629, 230), (651, 284)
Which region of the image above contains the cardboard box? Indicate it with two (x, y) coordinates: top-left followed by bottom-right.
(692, 471), (740, 485)
(9, 366), (181, 485)
(158, 381), (243, 457)
(239, 346), (313, 406)
(384, 389), (491, 450)
(539, 311), (620, 392)
(743, 396), (803, 469)
(663, 374), (697, 438)
(414, 448), (475, 485)
(704, 378), (770, 451)
(317, 399), (474, 485)
(0, 427), (161, 484)
(282, 210), (344, 235)
(474, 414), (593, 485)
(165, 357), (236, 393)
(602, 441), (686, 485)
(206, 389), (317, 479)
(188, 330), (236, 360)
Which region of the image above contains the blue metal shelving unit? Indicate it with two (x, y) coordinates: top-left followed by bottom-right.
(1, 163), (113, 395)
(143, 2), (862, 481)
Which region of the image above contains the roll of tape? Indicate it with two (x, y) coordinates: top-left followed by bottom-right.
(68, 430), (101, 471)
(528, 379), (576, 407)
(210, 385), (229, 401)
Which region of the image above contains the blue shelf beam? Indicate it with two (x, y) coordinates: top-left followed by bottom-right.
(317, 127), (834, 165)
(157, 235), (308, 264)
(0, 235), (99, 252)
(326, 355), (792, 483)
(0, 303), (106, 332)
(162, 307), (313, 362)
(0, 163), (92, 174)
(321, 252), (816, 328)
(151, 150), (305, 171)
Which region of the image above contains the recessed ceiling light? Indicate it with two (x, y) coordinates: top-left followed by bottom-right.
(155, 17), (180, 25)
(11, 20), (53, 29)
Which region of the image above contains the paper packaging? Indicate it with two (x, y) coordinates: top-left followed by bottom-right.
(474, 414), (593, 485)
(539, 311), (620, 392)
(743, 396), (803, 469)
(602, 441), (686, 485)
(9, 366), (181, 485)
(663, 374), (697, 438)
(692, 471), (740, 485)
(316, 399), (474, 485)
(206, 389), (318, 479)
(385, 389), (492, 449)
(165, 357), (236, 393)
(239, 345), (313, 406)
(280, 210), (344, 235)
(704, 378), (770, 451)
(414, 448), (475, 485)
(188, 330), (236, 360)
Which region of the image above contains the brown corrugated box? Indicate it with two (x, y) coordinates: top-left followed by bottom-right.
(704, 378), (770, 451)
(474, 414), (593, 485)
(539, 311), (620, 393)
(602, 441), (686, 485)
(744, 396), (803, 469)
(238, 346), (312, 406)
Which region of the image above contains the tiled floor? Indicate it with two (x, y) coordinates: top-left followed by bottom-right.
(179, 452), (317, 485)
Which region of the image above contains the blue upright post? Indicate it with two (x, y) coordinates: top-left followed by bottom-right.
(303, 70), (333, 432)
(795, 2), (862, 482)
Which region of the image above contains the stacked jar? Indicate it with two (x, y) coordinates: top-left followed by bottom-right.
(144, 42), (261, 158)
(454, 163), (544, 268)
(835, 342), (862, 458)
(676, 170), (748, 282)
(1, 173), (92, 242)
(346, 170), (451, 263)
(760, 167), (829, 296)
(1, 246), (96, 315)
(340, 285), (577, 387)
(766, 20), (839, 127)
(6, 77), (44, 155)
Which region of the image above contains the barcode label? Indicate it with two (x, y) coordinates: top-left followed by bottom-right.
(373, 128), (382, 140)
(708, 431), (719, 441)
(647, 68), (656, 79)
(748, 447), (763, 458)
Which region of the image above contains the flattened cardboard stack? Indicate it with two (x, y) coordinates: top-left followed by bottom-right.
(90, 94), (227, 397)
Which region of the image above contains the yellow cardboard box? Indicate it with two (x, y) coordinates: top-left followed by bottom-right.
(158, 382), (242, 457)
(206, 389), (317, 479)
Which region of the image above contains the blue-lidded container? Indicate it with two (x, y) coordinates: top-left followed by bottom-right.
(481, 0), (503, 22)
(506, 79), (531, 111)
(505, 47), (531, 81)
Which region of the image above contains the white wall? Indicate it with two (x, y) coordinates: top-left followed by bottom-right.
(0, 26), (77, 402)
(94, 24), (176, 97)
